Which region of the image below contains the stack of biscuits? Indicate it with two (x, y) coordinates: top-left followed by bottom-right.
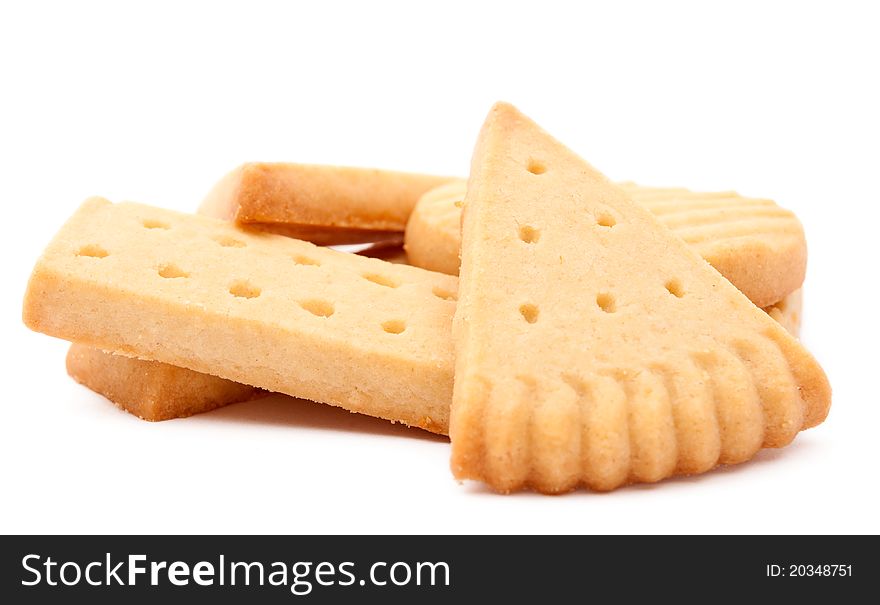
(22, 103), (829, 493)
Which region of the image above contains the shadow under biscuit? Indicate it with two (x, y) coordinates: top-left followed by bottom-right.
(197, 393), (449, 443)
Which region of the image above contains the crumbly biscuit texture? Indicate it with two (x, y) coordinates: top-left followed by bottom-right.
(200, 163), (453, 244)
(70, 187), (278, 420)
(66, 343), (263, 421)
(450, 103), (830, 493)
(406, 180), (805, 307)
(23, 199), (458, 434)
(71, 240), (414, 421)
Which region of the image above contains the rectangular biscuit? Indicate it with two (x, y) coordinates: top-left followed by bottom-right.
(66, 343), (264, 421)
(200, 163), (454, 244)
(450, 103), (830, 492)
(72, 244), (410, 421)
(69, 184), (280, 419)
(24, 198), (458, 433)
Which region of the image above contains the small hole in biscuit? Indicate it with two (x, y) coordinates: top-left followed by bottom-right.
(158, 263), (189, 279)
(527, 159), (546, 175)
(382, 320), (406, 334)
(76, 244), (108, 258)
(299, 299), (334, 317)
(519, 225), (540, 243)
(363, 273), (399, 288)
(293, 255), (320, 266)
(432, 286), (457, 301)
(597, 213), (616, 228)
(596, 293), (616, 313)
(520, 304), (539, 324)
(229, 280), (261, 299)
(142, 219), (169, 230)
(453, 199), (464, 208)
(214, 235), (246, 248)
(665, 279), (685, 298)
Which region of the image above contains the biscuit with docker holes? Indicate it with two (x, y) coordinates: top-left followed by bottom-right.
(67, 284), (804, 423)
(69, 240), (410, 421)
(67, 194), (271, 420)
(450, 102), (830, 493)
(23, 199), (459, 433)
(71, 171), (418, 421)
(67, 167), (803, 424)
(200, 163), (454, 245)
(67, 248), (801, 424)
(406, 179), (806, 307)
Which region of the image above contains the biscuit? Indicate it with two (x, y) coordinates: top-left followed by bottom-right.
(72, 171), (411, 420)
(200, 163), (453, 245)
(66, 343), (265, 421)
(450, 102), (830, 493)
(70, 239), (415, 421)
(23, 198), (458, 433)
(404, 181), (468, 276)
(405, 179), (806, 307)
(764, 288), (802, 337)
(66, 228), (800, 425)
(67, 286), (803, 429)
(67, 192), (273, 420)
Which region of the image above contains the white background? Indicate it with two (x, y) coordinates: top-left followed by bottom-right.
(2, 1), (878, 534)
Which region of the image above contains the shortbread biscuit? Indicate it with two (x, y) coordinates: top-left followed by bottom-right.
(405, 180), (468, 275)
(764, 288), (802, 337)
(450, 103), (830, 493)
(70, 241), (414, 421)
(65, 226), (799, 426)
(23, 198), (458, 433)
(66, 343), (264, 421)
(200, 163), (453, 245)
(68, 192), (274, 420)
(405, 179), (806, 307)
(623, 183), (806, 307)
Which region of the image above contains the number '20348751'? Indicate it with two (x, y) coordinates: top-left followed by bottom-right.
(767, 564), (852, 577)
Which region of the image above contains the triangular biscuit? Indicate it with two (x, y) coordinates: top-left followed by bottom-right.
(405, 178), (806, 306)
(450, 103), (830, 493)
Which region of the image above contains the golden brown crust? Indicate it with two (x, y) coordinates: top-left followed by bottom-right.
(200, 163), (454, 239)
(245, 223), (404, 246)
(66, 343), (263, 421)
